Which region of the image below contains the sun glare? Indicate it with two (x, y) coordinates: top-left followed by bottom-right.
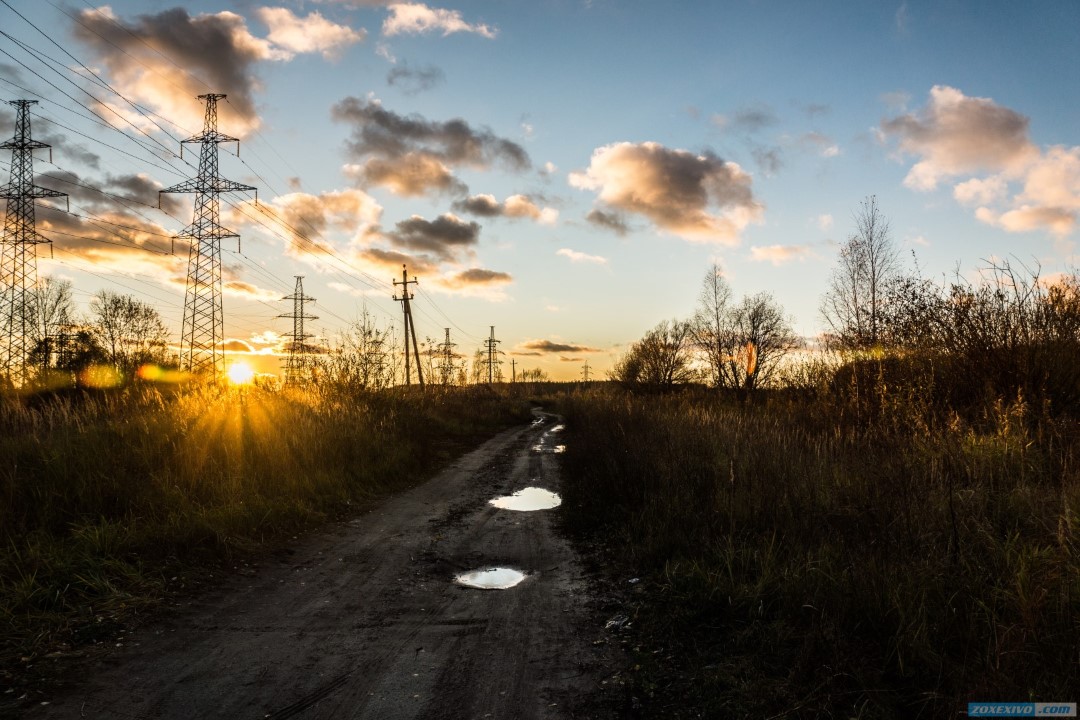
(227, 361), (255, 385)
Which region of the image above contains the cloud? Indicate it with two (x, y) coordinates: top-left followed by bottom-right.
(517, 339), (599, 354)
(452, 193), (557, 223)
(751, 146), (783, 176)
(385, 213), (479, 260)
(816, 213), (834, 231)
(344, 154), (466, 197)
(749, 244), (815, 265)
(254, 7), (365, 61)
(332, 97), (530, 196)
(382, 3), (497, 38)
(881, 85), (1037, 190)
(888, 87), (1080, 236)
(432, 267), (513, 300)
(570, 141), (762, 244)
(257, 188), (383, 257)
(585, 208), (630, 236)
(953, 176), (1008, 206)
(800, 132), (840, 158)
(556, 248), (607, 265)
(355, 246), (440, 276)
(386, 63), (445, 94)
(711, 104), (778, 134)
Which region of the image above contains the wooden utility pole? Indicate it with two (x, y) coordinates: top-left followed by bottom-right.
(510, 358), (516, 383)
(392, 265), (424, 387)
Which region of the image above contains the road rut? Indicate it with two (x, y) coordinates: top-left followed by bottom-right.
(32, 410), (616, 719)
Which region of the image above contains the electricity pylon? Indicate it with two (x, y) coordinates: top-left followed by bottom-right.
(581, 360), (591, 382)
(160, 94), (256, 379)
(483, 325), (502, 383)
(278, 275), (317, 386)
(1, 100), (66, 387)
(392, 265), (424, 387)
(434, 327), (458, 385)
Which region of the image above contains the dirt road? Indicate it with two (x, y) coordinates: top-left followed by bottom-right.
(31, 410), (618, 719)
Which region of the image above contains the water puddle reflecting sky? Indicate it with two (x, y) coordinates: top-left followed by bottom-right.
(455, 568), (527, 590)
(489, 487), (562, 511)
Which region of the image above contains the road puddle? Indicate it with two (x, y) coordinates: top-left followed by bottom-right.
(455, 568), (527, 590)
(532, 442), (567, 454)
(489, 487), (562, 511)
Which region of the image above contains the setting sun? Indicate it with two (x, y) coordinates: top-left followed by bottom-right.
(226, 362), (255, 386)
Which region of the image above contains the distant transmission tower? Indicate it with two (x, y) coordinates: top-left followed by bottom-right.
(160, 94), (256, 378)
(483, 325), (502, 383)
(434, 327), (458, 385)
(392, 265), (424, 387)
(278, 275), (318, 386)
(1, 100), (67, 387)
(581, 360), (591, 382)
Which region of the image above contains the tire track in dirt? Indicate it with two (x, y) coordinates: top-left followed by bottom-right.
(29, 410), (618, 719)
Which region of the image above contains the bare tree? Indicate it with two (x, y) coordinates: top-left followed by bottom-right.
(89, 290), (170, 375)
(821, 196), (899, 349)
(692, 263), (734, 388)
(723, 292), (802, 392)
(318, 308), (397, 390)
(611, 319), (697, 387)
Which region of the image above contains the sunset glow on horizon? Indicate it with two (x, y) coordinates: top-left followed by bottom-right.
(2, 1), (1078, 381)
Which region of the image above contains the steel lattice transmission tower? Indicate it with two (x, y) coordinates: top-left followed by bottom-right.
(434, 327), (457, 385)
(278, 275), (318, 386)
(1, 100), (67, 387)
(482, 325), (502, 383)
(160, 94), (256, 378)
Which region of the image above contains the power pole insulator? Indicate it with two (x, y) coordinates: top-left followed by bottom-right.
(1, 100), (67, 387)
(160, 94), (257, 379)
(278, 275), (318, 386)
(392, 264), (424, 388)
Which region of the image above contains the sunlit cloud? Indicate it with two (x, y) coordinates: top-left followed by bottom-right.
(332, 97), (529, 197)
(382, 3), (497, 38)
(74, 6), (361, 136)
(250, 188), (383, 258)
(453, 193), (557, 224)
(570, 141), (763, 244)
(749, 244), (815, 265)
(886, 86), (1080, 236)
(385, 213), (480, 261)
(516, 339), (599, 354)
(881, 85), (1037, 190)
(255, 7), (366, 61)
(556, 248), (607, 265)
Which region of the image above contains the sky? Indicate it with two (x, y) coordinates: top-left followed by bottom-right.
(1, 0), (1079, 380)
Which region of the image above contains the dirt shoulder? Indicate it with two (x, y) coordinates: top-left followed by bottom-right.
(20, 410), (622, 719)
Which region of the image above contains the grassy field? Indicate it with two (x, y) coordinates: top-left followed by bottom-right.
(0, 382), (531, 684)
(557, 377), (1080, 718)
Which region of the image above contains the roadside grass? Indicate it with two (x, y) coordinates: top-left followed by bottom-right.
(0, 382), (531, 680)
(557, 382), (1080, 717)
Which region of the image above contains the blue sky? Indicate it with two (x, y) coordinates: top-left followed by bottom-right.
(2, 0), (1078, 379)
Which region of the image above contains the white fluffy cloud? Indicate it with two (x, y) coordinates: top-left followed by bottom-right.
(885, 86), (1080, 236)
(382, 3), (496, 38)
(882, 85), (1037, 191)
(255, 8), (366, 61)
(570, 141), (762, 244)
